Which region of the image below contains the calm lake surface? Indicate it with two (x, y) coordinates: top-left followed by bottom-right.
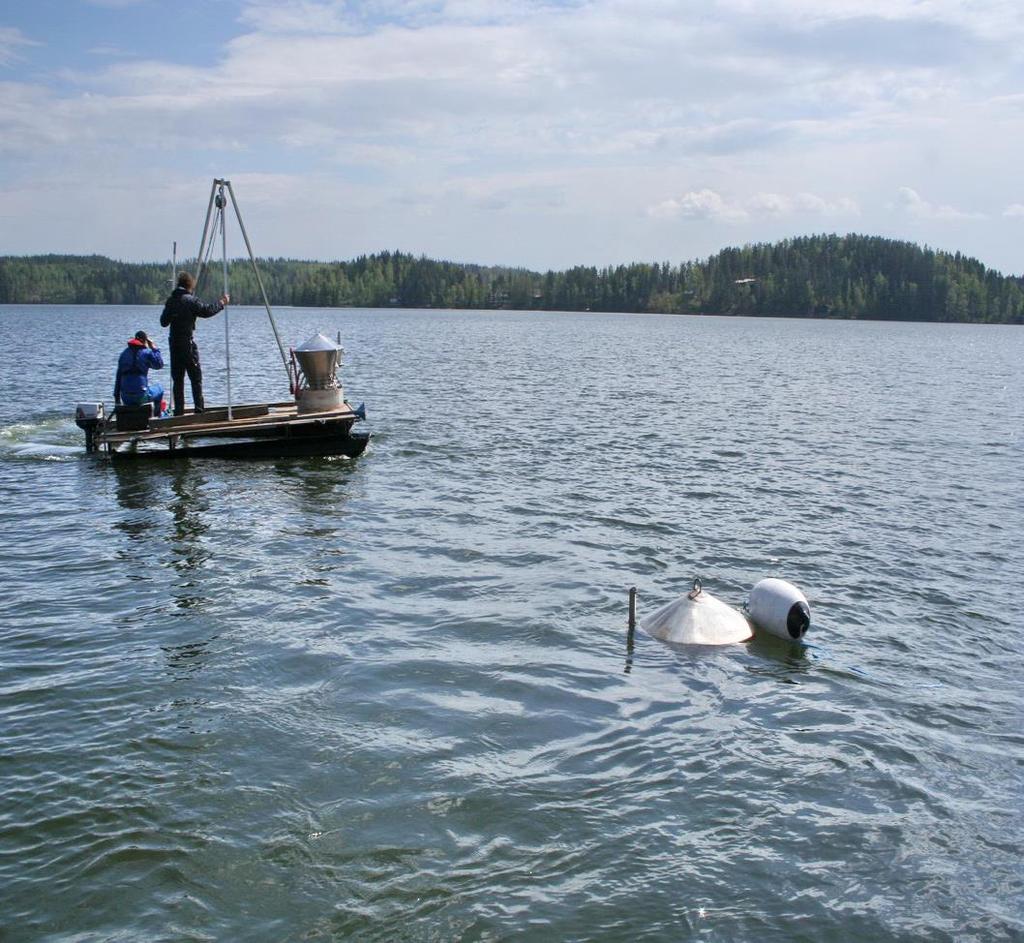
(1, 304), (1021, 942)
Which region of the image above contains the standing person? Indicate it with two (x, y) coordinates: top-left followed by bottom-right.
(160, 271), (229, 416)
(114, 330), (165, 417)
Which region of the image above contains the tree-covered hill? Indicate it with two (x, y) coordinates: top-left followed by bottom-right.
(1, 235), (1020, 323)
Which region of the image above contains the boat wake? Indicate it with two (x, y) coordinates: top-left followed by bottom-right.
(0, 416), (85, 462)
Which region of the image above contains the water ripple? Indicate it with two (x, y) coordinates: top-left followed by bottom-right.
(0, 307), (1021, 940)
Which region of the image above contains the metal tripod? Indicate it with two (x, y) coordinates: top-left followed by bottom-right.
(192, 178), (291, 420)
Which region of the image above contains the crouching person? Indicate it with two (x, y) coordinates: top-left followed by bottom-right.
(114, 330), (165, 418)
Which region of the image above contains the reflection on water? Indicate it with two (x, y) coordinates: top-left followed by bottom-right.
(624, 623), (636, 674)
(161, 638), (214, 681)
(746, 632), (813, 671)
(112, 460), (212, 609)
(278, 456), (360, 510)
(109, 454), (363, 611)
(167, 463), (212, 576)
(111, 462), (165, 545)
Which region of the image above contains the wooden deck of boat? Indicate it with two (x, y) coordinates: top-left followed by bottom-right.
(100, 401), (360, 445)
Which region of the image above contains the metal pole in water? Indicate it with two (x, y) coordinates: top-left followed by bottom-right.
(219, 188), (232, 422)
(625, 586), (637, 674)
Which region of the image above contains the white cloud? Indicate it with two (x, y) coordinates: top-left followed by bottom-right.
(11, 2), (1018, 174)
(1003, 203), (1024, 217)
(0, 27), (38, 67)
(0, 82), (79, 152)
(794, 192), (861, 215)
(747, 192), (790, 217)
(235, 0), (554, 33)
(894, 186), (985, 220)
(1, 0), (1023, 270)
(649, 189), (748, 222)
(649, 189), (860, 222)
(717, 0), (1024, 44)
(238, 0), (353, 34)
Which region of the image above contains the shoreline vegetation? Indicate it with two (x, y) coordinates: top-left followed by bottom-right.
(1, 234), (1021, 324)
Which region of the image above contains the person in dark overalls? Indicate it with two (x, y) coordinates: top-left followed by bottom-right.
(114, 330), (165, 416)
(160, 271), (229, 416)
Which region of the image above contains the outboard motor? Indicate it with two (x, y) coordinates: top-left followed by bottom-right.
(292, 333), (345, 414)
(748, 578), (810, 641)
(75, 403), (105, 453)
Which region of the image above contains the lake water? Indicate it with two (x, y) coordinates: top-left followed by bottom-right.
(1, 304), (1022, 941)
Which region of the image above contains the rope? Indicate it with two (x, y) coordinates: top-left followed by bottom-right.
(195, 213), (220, 297)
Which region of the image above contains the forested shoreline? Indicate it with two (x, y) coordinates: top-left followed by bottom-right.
(1, 234), (1021, 323)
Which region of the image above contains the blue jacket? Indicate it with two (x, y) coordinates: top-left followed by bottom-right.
(114, 344), (164, 403)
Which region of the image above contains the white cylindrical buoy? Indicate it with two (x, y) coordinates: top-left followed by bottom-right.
(640, 581), (753, 646)
(748, 579), (810, 641)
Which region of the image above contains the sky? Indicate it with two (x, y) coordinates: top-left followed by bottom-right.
(1, 0), (1022, 273)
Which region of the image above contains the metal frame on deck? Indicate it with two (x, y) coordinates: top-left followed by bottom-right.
(193, 179), (291, 382)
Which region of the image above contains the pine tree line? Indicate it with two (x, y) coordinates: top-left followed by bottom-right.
(1, 235), (1021, 323)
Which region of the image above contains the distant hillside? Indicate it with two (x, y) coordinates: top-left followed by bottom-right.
(1, 235), (1020, 323)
